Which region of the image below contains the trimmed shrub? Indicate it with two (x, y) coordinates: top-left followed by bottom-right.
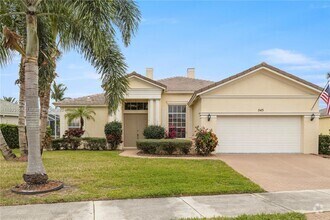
(137, 139), (192, 155)
(143, 125), (165, 139)
(63, 128), (84, 138)
(83, 137), (107, 150)
(319, 135), (330, 155)
(104, 121), (122, 150)
(52, 138), (66, 150)
(194, 126), (218, 156)
(52, 137), (107, 150)
(0, 124), (19, 149)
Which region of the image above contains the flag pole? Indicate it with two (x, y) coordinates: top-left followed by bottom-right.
(311, 75), (330, 111)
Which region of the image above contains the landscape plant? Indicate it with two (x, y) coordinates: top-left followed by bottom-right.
(65, 107), (96, 130)
(0, 124), (19, 149)
(143, 125), (165, 139)
(104, 121), (122, 150)
(319, 135), (330, 155)
(137, 139), (192, 155)
(194, 126), (218, 156)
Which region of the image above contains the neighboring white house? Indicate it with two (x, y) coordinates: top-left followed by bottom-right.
(0, 100), (19, 125)
(54, 63), (322, 154)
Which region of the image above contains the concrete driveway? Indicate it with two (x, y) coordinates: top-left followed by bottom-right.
(218, 154), (330, 192)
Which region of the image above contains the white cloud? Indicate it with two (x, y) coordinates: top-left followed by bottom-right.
(259, 48), (330, 71)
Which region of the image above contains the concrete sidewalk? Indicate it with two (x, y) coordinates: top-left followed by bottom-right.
(1, 189), (329, 220)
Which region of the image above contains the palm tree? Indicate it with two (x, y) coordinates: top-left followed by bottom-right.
(2, 96), (17, 103)
(65, 107), (96, 130)
(0, 129), (16, 160)
(51, 81), (67, 102)
(0, 0), (140, 185)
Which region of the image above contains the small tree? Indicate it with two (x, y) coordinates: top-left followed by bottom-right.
(65, 107), (96, 130)
(194, 126), (218, 156)
(104, 121), (122, 150)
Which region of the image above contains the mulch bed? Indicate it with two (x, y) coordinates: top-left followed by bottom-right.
(137, 151), (216, 158)
(11, 180), (64, 195)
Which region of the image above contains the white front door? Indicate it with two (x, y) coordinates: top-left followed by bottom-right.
(216, 116), (301, 153)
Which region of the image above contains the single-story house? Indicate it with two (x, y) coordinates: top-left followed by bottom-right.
(54, 63), (322, 154)
(319, 108), (330, 135)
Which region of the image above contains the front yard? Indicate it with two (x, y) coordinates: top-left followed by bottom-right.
(0, 150), (263, 206)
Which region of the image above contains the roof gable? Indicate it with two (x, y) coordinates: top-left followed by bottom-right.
(189, 62), (322, 105)
(127, 72), (166, 90)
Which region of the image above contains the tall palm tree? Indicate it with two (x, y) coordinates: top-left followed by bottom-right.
(65, 107), (96, 130)
(51, 81), (67, 102)
(2, 96), (17, 103)
(0, 0), (140, 185)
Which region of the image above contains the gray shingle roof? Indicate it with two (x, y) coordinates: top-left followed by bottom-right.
(53, 93), (106, 106)
(0, 100), (19, 116)
(158, 77), (214, 92)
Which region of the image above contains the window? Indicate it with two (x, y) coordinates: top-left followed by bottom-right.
(168, 105), (186, 138)
(68, 118), (80, 129)
(124, 102), (148, 110)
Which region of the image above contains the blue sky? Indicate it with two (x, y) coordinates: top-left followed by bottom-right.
(1, 1), (330, 105)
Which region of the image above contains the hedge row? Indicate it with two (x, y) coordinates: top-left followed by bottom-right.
(0, 124), (19, 149)
(319, 135), (330, 155)
(136, 139), (192, 155)
(52, 137), (107, 150)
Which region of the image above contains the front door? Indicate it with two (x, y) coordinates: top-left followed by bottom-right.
(124, 114), (148, 147)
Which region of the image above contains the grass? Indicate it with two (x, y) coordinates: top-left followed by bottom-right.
(182, 213), (306, 220)
(0, 150), (263, 206)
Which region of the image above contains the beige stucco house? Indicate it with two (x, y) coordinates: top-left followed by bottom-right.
(319, 108), (330, 135)
(54, 63), (322, 154)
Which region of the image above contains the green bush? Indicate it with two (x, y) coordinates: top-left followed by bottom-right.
(0, 124), (19, 149)
(319, 135), (330, 155)
(83, 137), (107, 150)
(194, 126), (218, 156)
(143, 125), (165, 139)
(52, 137), (107, 151)
(137, 139), (192, 155)
(104, 121), (122, 150)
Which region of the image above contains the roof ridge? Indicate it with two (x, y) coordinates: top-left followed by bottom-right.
(158, 76), (214, 82)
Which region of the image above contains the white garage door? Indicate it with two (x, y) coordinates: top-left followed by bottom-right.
(216, 116), (301, 153)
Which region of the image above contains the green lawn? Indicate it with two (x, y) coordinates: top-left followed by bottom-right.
(183, 213), (306, 220)
(0, 150), (263, 206)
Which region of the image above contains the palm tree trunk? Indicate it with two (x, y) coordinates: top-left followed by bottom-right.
(80, 117), (84, 130)
(23, 2), (48, 184)
(0, 130), (17, 161)
(40, 82), (51, 154)
(18, 57), (28, 159)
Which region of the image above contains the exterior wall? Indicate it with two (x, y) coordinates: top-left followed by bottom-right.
(302, 116), (319, 154)
(59, 106), (108, 138)
(160, 93), (193, 138)
(0, 116), (18, 125)
(320, 117), (330, 135)
(194, 69), (320, 154)
(191, 98), (202, 136)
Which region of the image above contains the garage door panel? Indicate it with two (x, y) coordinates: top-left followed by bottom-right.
(216, 116), (301, 153)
